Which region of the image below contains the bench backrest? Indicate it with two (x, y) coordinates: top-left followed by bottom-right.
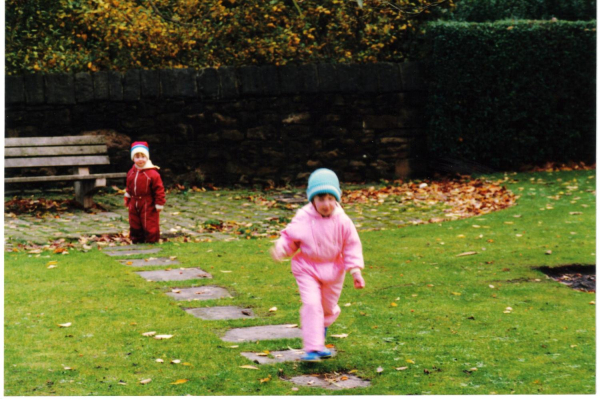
(5, 136), (111, 168)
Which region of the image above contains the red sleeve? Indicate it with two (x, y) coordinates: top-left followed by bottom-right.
(150, 170), (166, 206)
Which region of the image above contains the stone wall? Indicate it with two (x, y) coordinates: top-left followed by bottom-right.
(5, 63), (427, 185)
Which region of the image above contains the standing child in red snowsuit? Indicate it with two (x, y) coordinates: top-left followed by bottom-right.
(271, 168), (366, 362)
(124, 142), (166, 243)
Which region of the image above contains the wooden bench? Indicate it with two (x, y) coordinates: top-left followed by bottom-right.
(5, 136), (128, 208)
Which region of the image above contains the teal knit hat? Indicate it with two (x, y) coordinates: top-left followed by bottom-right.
(306, 168), (341, 202)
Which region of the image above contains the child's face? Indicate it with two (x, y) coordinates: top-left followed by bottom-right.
(312, 193), (337, 217)
(133, 153), (148, 168)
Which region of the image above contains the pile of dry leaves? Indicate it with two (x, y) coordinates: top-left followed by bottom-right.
(343, 177), (517, 218)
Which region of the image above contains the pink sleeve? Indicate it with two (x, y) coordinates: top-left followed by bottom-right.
(275, 213), (303, 257)
(342, 217), (364, 272)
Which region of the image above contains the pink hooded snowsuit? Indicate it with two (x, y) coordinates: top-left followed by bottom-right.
(274, 202), (364, 352)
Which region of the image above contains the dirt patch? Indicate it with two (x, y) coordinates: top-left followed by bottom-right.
(538, 265), (595, 292)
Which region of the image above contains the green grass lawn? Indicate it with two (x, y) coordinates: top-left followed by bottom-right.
(4, 170), (595, 395)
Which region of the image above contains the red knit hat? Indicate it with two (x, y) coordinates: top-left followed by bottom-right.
(131, 142), (150, 160)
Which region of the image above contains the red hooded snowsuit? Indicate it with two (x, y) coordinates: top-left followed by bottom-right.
(125, 165), (166, 243)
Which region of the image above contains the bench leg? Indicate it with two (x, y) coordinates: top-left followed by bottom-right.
(74, 180), (96, 208)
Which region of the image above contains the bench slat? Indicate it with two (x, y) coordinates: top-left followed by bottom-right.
(5, 172), (128, 183)
(5, 145), (108, 158)
(5, 155), (111, 168)
(5, 136), (106, 147)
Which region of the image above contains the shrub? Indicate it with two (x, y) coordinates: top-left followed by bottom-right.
(5, 0), (455, 74)
(425, 20), (596, 169)
(448, 0), (596, 22)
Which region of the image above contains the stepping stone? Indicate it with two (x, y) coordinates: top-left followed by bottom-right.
(135, 268), (212, 281)
(102, 244), (156, 251)
(165, 286), (232, 301)
(104, 248), (162, 256)
(221, 324), (302, 342)
(241, 348), (337, 364)
(285, 373), (370, 390)
(118, 257), (180, 267)
(185, 306), (254, 320)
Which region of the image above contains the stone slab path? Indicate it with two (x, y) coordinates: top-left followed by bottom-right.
(165, 286), (232, 301)
(241, 348), (336, 364)
(135, 268), (212, 281)
(185, 306), (254, 320)
(221, 324), (303, 342)
(98, 232), (370, 392)
(104, 248), (162, 256)
(118, 257), (180, 267)
(285, 373), (370, 390)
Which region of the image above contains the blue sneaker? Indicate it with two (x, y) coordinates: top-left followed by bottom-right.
(300, 351), (323, 362)
(316, 348), (332, 358)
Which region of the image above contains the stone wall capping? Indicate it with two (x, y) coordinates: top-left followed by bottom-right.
(123, 69), (141, 101)
(197, 67), (220, 100)
(6, 75), (25, 105)
(140, 69), (160, 99)
(74, 72), (94, 103)
(93, 71), (110, 100)
(45, 73), (76, 105)
(107, 71), (124, 101)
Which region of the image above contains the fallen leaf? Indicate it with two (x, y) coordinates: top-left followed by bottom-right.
(451, 292), (462, 296)
(390, 302), (398, 307)
(142, 331), (156, 337)
(269, 307), (277, 312)
(229, 345), (239, 348)
(341, 376), (349, 381)
(545, 250), (552, 255)
(172, 289), (181, 293)
(331, 333), (349, 338)
(285, 324), (298, 328)
(139, 378), (152, 385)
(406, 359), (415, 364)
(456, 251), (478, 257)
(170, 379), (188, 385)
(240, 365), (259, 370)
(171, 359), (181, 364)
(396, 367), (409, 371)
(169, 256), (177, 261)
(154, 334), (174, 340)
(46, 261), (58, 268)
(155, 359), (164, 363)
(58, 322), (72, 328)
(63, 366), (72, 370)
(182, 362), (193, 366)
(259, 375), (271, 383)
(344, 303), (352, 307)
(126, 261), (133, 265)
(376, 366), (384, 373)
(221, 270), (232, 273)
(118, 381), (127, 385)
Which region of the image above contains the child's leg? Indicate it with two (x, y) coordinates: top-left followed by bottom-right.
(144, 204), (161, 243)
(128, 206), (144, 244)
(294, 270), (326, 352)
(322, 269), (346, 328)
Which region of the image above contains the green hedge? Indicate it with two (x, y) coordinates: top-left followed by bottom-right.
(449, 0), (596, 22)
(425, 20), (596, 169)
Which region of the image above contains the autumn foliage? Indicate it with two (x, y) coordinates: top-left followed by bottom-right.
(6, 0), (454, 74)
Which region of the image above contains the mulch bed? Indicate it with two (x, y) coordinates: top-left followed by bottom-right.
(538, 265), (596, 292)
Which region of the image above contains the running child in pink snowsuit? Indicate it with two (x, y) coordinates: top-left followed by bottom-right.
(124, 142), (166, 243)
(271, 168), (365, 362)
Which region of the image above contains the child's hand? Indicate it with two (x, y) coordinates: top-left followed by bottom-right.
(352, 272), (365, 289)
(270, 245), (286, 262)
